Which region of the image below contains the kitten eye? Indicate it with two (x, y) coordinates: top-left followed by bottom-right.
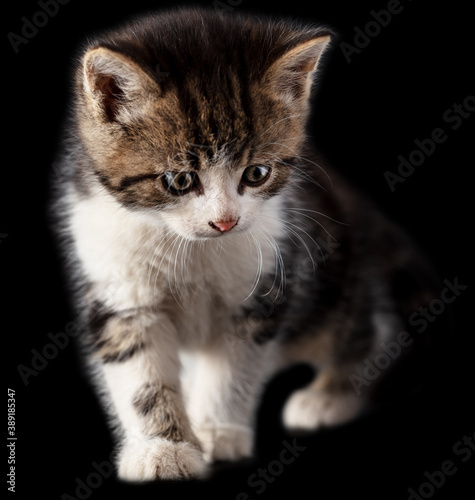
(162, 171), (197, 194)
(242, 165), (271, 186)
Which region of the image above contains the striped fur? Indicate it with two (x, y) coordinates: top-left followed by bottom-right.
(52, 7), (438, 481)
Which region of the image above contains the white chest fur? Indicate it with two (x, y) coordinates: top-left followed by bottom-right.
(67, 187), (285, 343)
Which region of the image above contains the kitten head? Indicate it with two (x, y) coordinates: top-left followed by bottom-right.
(76, 8), (330, 240)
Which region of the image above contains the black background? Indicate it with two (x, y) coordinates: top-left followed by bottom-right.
(3, 0), (474, 499)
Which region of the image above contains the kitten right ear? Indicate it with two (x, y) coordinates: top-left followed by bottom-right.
(264, 33), (331, 107)
(82, 47), (159, 122)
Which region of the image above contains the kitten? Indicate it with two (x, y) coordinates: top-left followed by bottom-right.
(52, 7), (437, 480)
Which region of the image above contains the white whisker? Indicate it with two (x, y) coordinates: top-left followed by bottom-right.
(242, 231), (263, 303)
(147, 229), (176, 306)
(256, 141), (334, 190)
(286, 210), (336, 241)
(284, 207), (348, 226)
(260, 213), (318, 273)
(254, 220), (286, 300)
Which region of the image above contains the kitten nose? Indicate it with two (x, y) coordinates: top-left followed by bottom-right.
(209, 220), (238, 232)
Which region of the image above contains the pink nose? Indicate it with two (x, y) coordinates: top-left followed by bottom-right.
(209, 220), (238, 232)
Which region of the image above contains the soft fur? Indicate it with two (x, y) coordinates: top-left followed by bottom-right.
(52, 7), (437, 480)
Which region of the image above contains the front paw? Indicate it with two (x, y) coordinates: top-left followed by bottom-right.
(195, 425), (253, 463)
(118, 437), (206, 481)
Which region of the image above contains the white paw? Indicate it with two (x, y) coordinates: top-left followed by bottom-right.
(118, 437), (206, 481)
(283, 388), (364, 432)
(194, 425), (253, 462)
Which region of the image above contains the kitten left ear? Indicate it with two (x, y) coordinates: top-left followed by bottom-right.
(265, 34), (331, 105)
(82, 46), (160, 123)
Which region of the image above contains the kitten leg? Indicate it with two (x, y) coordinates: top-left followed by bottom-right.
(184, 338), (277, 463)
(282, 365), (366, 432)
(87, 305), (205, 480)
(282, 311), (403, 432)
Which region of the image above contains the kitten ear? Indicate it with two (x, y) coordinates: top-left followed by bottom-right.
(265, 34), (331, 105)
(82, 47), (159, 122)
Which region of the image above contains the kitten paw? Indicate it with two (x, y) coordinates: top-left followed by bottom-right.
(194, 425), (253, 462)
(283, 389), (364, 432)
(118, 438), (206, 481)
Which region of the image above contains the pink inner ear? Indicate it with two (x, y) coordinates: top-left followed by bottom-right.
(297, 57), (318, 73)
(267, 35), (330, 101)
(91, 72), (125, 122)
(283, 36), (330, 75)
